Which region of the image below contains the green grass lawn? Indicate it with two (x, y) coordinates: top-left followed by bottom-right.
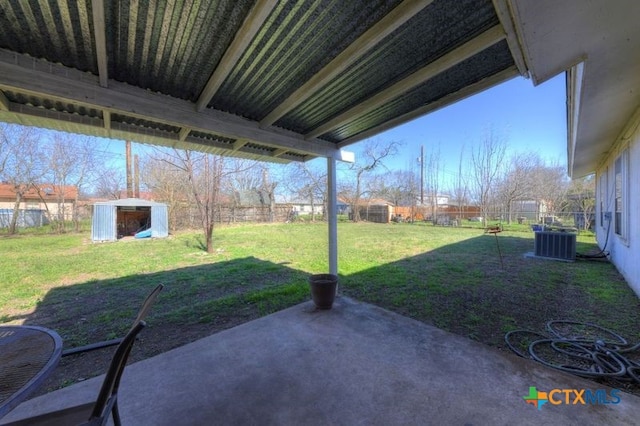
(1, 221), (638, 358)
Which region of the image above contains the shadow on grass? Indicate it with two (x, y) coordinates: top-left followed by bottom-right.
(340, 233), (640, 349)
(21, 256), (311, 350)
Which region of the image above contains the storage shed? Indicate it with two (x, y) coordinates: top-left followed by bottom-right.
(91, 198), (168, 242)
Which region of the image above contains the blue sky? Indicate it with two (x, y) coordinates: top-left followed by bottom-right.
(341, 73), (568, 181)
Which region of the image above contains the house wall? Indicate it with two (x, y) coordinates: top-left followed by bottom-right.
(0, 199), (75, 219)
(291, 204), (323, 214)
(595, 123), (639, 297)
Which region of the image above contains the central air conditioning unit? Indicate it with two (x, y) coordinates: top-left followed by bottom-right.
(534, 231), (576, 260)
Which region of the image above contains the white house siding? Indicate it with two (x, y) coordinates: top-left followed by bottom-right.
(595, 124), (639, 297)
(0, 200), (75, 220)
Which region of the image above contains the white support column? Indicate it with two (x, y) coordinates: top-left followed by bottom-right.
(327, 155), (338, 275)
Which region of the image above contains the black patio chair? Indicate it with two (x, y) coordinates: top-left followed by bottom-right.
(5, 284), (164, 426)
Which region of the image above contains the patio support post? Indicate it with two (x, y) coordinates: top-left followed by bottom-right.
(327, 155), (338, 275)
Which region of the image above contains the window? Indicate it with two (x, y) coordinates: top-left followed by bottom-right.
(599, 170), (607, 228)
(614, 149), (629, 239)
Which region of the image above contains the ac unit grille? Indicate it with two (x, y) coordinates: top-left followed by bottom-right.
(534, 231), (576, 260)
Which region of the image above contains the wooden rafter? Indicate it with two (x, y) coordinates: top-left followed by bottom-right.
(0, 90), (9, 111)
(271, 148), (287, 157)
(233, 139), (249, 151)
(103, 109), (111, 130)
(91, 0), (109, 87)
(178, 127), (191, 142)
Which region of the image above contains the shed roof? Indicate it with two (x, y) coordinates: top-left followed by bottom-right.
(94, 198), (166, 207)
(0, 0), (523, 163)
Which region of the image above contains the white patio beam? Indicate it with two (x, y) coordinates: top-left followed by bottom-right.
(327, 155), (338, 276)
(196, 0), (278, 112)
(305, 25), (506, 140)
(0, 52), (338, 159)
(492, 0), (529, 77)
(260, 0), (434, 127)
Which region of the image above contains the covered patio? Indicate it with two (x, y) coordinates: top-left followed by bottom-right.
(2, 0), (640, 423)
(3, 297), (638, 425)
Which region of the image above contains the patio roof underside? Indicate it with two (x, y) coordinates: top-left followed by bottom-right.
(0, 0), (526, 163)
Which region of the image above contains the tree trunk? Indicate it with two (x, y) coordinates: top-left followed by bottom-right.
(9, 194), (22, 235)
(205, 223), (214, 253)
(310, 196), (315, 222)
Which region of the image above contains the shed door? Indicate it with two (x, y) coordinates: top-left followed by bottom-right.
(151, 204), (168, 237)
(92, 205), (117, 241)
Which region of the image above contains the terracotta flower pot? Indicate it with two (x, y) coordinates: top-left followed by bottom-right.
(309, 273), (338, 309)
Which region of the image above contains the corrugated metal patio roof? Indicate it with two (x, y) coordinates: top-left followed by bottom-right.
(0, 0), (526, 163)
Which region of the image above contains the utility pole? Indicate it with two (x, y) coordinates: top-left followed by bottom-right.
(134, 154), (140, 198)
(126, 140), (133, 198)
(420, 144), (424, 205)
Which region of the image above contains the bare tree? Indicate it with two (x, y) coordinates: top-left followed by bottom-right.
(567, 174), (595, 230)
(43, 133), (97, 232)
(256, 167), (277, 222)
(223, 159), (261, 223)
(0, 123), (12, 177)
(347, 139), (400, 222)
(379, 169), (417, 207)
(451, 144), (470, 222)
(530, 161), (569, 219)
(95, 168), (125, 200)
(159, 150), (255, 253)
(471, 128), (507, 226)
(424, 144), (443, 224)
(497, 152), (540, 224)
(141, 150), (191, 231)
(2, 126), (46, 234)
(286, 161), (327, 221)
(173, 150), (223, 253)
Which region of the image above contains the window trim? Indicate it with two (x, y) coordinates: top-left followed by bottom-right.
(613, 149), (629, 242)
(599, 169), (607, 229)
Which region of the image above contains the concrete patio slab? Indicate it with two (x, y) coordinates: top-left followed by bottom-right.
(3, 297), (639, 425)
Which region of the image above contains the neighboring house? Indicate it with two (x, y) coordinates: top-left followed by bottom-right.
(417, 194), (450, 207)
(348, 198), (394, 223)
(511, 200), (549, 222)
(288, 199), (324, 215)
(0, 183), (78, 223)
